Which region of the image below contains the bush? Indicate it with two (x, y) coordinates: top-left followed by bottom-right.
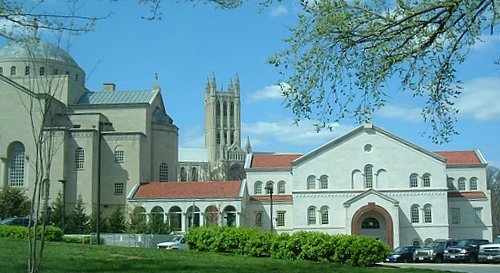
(0, 225), (63, 241)
(186, 227), (389, 266)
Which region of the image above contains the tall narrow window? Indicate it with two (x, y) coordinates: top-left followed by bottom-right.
(450, 208), (460, 224)
(320, 175), (328, 189)
(159, 163), (169, 182)
(458, 177), (466, 191)
(320, 206), (329, 225)
(255, 211), (262, 226)
(423, 173), (431, 187)
(277, 211), (286, 227)
(180, 167), (187, 181)
(364, 165), (373, 188)
(8, 142), (25, 187)
(114, 146), (124, 163)
(423, 204), (432, 223)
(307, 206), (317, 225)
(40, 66), (45, 76)
(75, 147), (84, 170)
(447, 177), (455, 190)
(254, 181), (263, 195)
(277, 181), (286, 194)
(191, 167), (198, 181)
(411, 204), (420, 223)
(470, 177), (478, 191)
(307, 175), (316, 190)
(410, 173), (418, 188)
(25, 66), (30, 76)
(10, 66), (16, 76)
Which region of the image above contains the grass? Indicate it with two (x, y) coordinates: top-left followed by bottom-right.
(0, 238), (447, 273)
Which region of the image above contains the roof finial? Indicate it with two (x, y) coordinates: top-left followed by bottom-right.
(153, 72), (161, 92)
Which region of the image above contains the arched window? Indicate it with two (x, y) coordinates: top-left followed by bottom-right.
(169, 206), (182, 231)
(307, 206), (317, 225)
(277, 180), (286, 194)
(159, 163), (168, 182)
(423, 173), (431, 187)
(223, 205), (237, 227)
(307, 175), (316, 190)
(364, 165), (373, 188)
(187, 205), (201, 228)
(254, 181), (263, 195)
(151, 206), (164, 225)
(8, 142), (25, 187)
(191, 167), (198, 181)
(320, 175), (328, 189)
(411, 204), (420, 223)
(470, 177), (478, 191)
(424, 238), (434, 246)
(75, 147), (84, 170)
(423, 204), (432, 223)
(10, 66), (16, 76)
(410, 173), (418, 188)
(25, 66), (30, 76)
(223, 101), (227, 116)
(114, 146), (124, 163)
(39, 66), (45, 76)
(320, 206), (329, 225)
(458, 177), (466, 191)
(413, 240), (421, 247)
(265, 181), (274, 194)
(361, 217), (380, 229)
(180, 167), (187, 182)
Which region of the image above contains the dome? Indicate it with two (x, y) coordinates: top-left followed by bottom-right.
(0, 39), (79, 67)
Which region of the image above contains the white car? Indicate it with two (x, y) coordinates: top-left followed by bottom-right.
(478, 236), (500, 263)
(156, 235), (188, 250)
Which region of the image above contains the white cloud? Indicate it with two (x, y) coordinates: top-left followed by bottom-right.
(374, 104), (422, 123)
(247, 84), (286, 102)
(457, 77), (500, 120)
(242, 118), (354, 152)
(269, 5), (289, 18)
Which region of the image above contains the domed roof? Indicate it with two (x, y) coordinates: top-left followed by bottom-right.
(0, 39), (79, 67)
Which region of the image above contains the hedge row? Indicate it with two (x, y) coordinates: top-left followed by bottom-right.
(0, 225), (63, 241)
(185, 227), (390, 266)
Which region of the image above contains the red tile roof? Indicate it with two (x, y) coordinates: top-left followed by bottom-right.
(435, 151), (482, 165)
(251, 153), (303, 168)
(250, 195), (293, 202)
(448, 192), (487, 199)
(133, 181), (242, 199)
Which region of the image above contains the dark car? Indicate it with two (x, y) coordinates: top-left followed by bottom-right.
(443, 239), (490, 263)
(0, 217), (33, 227)
(413, 239), (459, 263)
(386, 246), (421, 262)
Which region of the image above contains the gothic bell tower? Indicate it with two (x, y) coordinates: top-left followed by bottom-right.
(204, 73), (245, 180)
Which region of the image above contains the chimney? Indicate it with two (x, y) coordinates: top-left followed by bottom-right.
(103, 83), (116, 92)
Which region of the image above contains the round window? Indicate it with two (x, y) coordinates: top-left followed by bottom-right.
(364, 144), (373, 153)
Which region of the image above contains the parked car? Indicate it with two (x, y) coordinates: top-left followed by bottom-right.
(413, 239), (459, 263)
(0, 217), (33, 227)
(386, 245), (421, 262)
(156, 235), (188, 250)
(478, 236), (500, 263)
(443, 239), (489, 263)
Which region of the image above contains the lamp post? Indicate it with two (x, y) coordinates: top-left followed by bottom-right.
(58, 179), (66, 233)
(265, 184), (274, 232)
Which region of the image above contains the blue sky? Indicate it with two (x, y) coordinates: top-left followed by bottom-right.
(14, 1), (500, 167)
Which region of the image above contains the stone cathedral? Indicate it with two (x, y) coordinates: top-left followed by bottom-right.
(177, 74), (247, 182)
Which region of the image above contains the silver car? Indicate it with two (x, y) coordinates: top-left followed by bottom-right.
(156, 235), (188, 250)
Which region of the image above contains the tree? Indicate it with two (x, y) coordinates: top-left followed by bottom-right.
(0, 187), (31, 219)
(65, 195), (89, 234)
(128, 206), (148, 233)
(90, 207), (108, 234)
(269, 0), (498, 143)
(47, 191), (65, 232)
(487, 165), (500, 236)
(108, 206), (126, 233)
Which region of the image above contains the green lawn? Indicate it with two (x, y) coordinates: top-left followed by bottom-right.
(0, 238), (446, 273)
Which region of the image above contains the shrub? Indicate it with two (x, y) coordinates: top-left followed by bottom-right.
(0, 225), (63, 241)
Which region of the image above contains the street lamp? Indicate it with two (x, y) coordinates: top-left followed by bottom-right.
(265, 184), (274, 232)
(58, 179), (66, 233)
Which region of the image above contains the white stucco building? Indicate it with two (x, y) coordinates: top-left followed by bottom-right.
(0, 40), (178, 214)
(131, 123), (492, 247)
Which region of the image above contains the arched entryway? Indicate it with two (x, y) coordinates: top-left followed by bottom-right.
(351, 203), (393, 247)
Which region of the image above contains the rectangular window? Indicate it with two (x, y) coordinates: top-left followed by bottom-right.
(75, 147), (84, 170)
(114, 150), (124, 163)
(277, 211), (286, 227)
(450, 208), (460, 224)
(255, 212), (262, 227)
(474, 207), (482, 224)
(114, 183), (124, 195)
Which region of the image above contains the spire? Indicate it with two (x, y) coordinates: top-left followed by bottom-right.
(211, 72), (217, 93)
(234, 73), (240, 95)
(228, 78), (233, 92)
(245, 136), (252, 154)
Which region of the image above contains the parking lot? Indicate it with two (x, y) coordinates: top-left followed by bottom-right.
(382, 262), (500, 273)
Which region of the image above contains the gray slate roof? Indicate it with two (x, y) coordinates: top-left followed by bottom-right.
(77, 90), (157, 105)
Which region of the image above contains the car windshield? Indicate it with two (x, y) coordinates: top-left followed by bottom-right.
(457, 240), (473, 247)
(493, 238), (500, 244)
(425, 242), (444, 248)
(165, 235), (183, 242)
(394, 246), (412, 252)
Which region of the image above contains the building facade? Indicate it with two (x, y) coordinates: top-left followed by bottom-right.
(132, 123), (493, 247)
(0, 40), (178, 214)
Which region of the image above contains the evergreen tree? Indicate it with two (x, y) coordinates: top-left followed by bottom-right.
(128, 207), (147, 233)
(65, 195), (89, 234)
(90, 207), (108, 233)
(48, 191), (65, 231)
(108, 206), (125, 233)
